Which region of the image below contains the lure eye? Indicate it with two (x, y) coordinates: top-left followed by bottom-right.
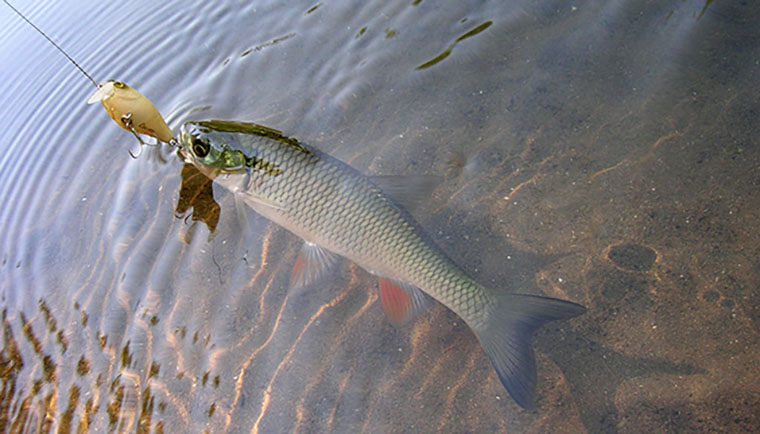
(113, 81), (126, 89)
(192, 137), (210, 158)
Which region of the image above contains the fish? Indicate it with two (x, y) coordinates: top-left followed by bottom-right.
(178, 120), (585, 409)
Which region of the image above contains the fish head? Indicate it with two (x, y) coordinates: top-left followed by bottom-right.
(179, 121), (249, 174)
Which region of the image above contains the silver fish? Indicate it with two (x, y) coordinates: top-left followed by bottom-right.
(178, 120), (585, 409)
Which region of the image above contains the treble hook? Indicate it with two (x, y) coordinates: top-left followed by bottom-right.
(121, 112), (163, 159)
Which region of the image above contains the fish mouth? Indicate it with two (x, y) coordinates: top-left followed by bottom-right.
(176, 124), (195, 164)
(178, 122), (191, 140)
(176, 147), (190, 162)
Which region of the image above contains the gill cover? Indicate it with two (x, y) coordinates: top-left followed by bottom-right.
(88, 80), (174, 143)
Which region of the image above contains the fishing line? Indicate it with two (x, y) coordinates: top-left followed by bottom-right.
(2, 0), (98, 87)
(2, 0), (177, 154)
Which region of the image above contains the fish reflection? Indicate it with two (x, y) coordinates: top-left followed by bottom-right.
(175, 163), (221, 234)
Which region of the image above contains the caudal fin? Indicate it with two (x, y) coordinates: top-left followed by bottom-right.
(474, 293), (585, 409)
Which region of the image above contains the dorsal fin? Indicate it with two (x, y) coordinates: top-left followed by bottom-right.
(369, 175), (440, 211)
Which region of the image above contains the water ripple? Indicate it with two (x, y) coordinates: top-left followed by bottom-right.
(2, 0), (757, 432)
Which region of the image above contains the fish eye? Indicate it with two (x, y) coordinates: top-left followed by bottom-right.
(113, 81), (126, 89)
(192, 137), (210, 158)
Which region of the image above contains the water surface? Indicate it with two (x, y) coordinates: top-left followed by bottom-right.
(1, 0), (759, 432)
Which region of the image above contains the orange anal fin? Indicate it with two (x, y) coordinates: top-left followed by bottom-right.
(378, 278), (428, 326)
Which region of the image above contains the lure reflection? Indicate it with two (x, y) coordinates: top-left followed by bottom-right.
(88, 81), (175, 157)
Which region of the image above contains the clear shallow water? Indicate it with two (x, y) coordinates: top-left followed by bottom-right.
(1, 0), (759, 432)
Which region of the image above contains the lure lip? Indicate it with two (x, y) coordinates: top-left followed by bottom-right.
(86, 81), (115, 104)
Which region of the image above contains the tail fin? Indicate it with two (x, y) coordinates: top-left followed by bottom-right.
(474, 293), (585, 409)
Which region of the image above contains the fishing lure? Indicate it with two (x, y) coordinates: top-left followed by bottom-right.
(87, 80), (175, 156)
(3, 0), (175, 157)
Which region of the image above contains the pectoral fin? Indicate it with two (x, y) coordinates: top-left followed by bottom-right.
(378, 278), (428, 326)
(291, 242), (338, 289)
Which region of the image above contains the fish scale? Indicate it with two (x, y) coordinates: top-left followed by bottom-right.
(179, 120), (585, 409)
